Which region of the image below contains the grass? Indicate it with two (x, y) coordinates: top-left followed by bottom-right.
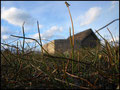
(1, 2), (119, 89)
(1, 24), (119, 89)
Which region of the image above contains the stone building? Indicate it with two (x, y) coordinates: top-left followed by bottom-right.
(43, 28), (100, 54)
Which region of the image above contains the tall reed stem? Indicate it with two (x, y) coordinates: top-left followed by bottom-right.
(22, 22), (25, 54)
(65, 1), (75, 74)
(69, 27), (74, 74)
(37, 21), (43, 59)
(67, 6), (74, 47)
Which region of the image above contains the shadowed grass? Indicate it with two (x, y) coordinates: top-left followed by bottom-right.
(1, 30), (119, 89)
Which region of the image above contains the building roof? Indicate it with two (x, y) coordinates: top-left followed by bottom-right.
(43, 28), (99, 46)
(67, 28), (99, 42)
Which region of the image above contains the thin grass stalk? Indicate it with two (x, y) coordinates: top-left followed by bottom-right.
(65, 2), (75, 73)
(1, 50), (12, 66)
(34, 42), (37, 51)
(65, 2), (75, 54)
(17, 41), (19, 55)
(69, 27), (74, 73)
(69, 27), (73, 48)
(37, 21), (43, 58)
(106, 27), (116, 47)
(95, 18), (119, 33)
(94, 78), (98, 86)
(11, 35), (50, 55)
(10, 35), (112, 76)
(68, 7), (74, 47)
(95, 30), (108, 42)
(24, 42), (39, 53)
(105, 42), (113, 66)
(16, 41), (21, 66)
(19, 40), (22, 51)
(65, 53), (71, 73)
(22, 22), (25, 54)
(25, 45), (39, 54)
(44, 54), (92, 65)
(65, 59), (70, 72)
(30, 63), (48, 76)
(54, 77), (90, 89)
(65, 71), (97, 89)
(95, 30), (113, 65)
(1, 43), (21, 51)
(77, 51), (80, 72)
(7, 38), (20, 45)
(25, 41), (31, 50)
(65, 2), (75, 47)
(106, 27), (118, 71)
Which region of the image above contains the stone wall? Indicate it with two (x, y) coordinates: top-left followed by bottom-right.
(54, 39), (82, 53)
(54, 39), (71, 53)
(42, 34), (99, 54)
(43, 39), (82, 54)
(43, 40), (55, 54)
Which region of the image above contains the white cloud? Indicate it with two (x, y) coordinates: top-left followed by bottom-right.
(109, 36), (119, 42)
(78, 7), (101, 26)
(25, 39), (34, 43)
(1, 26), (7, 34)
(110, 1), (118, 10)
(28, 25), (63, 42)
(1, 26), (14, 40)
(1, 26), (15, 35)
(1, 7), (36, 26)
(30, 33), (39, 40)
(107, 36), (119, 46)
(2, 35), (9, 40)
(39, 25), (43, 29)
(42, 26), (63, 39)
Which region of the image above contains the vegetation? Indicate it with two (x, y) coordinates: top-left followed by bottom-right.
(1, 22), (119, 89)
(1, 2), (119, 89)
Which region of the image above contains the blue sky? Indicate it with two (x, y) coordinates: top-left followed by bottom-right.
(1, 1), (119, 50)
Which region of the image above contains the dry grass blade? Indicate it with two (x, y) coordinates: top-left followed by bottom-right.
(25, 45), (39, 53)
(69, 27), (72, 48)
(22, 22), (25, 54)
(1, 43), (20, 51)
(106, 27), (116, 45)
(69, 27), (74, 73)
(7, 38), (20, 45)
(44, 54), (92, 65)
(65, 2), (75, 47)
(1, 2), (118, 87)
(65, 2), (75, 73)
(16, 41), (21, 65)
(1, 51), (12, 66)
(94, 78), (98, 86)
(17, 41), (19, 55)
(30, 63), (47, 76)
(95, 29), (115, 66)
(10, 35), (49, 55)
(95, 30), (108, 43)
(77, 52), (80, 71)
(37, 21), (43, 56)
(95, 18), (119, 32)
(106, 27), (118, 55)
(105, 42), (113, 65)
(54, 78), (90, 89)
(65, 59), (70, 72)
(52, 69), (57, 74)
(65, 71), (96, 89)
